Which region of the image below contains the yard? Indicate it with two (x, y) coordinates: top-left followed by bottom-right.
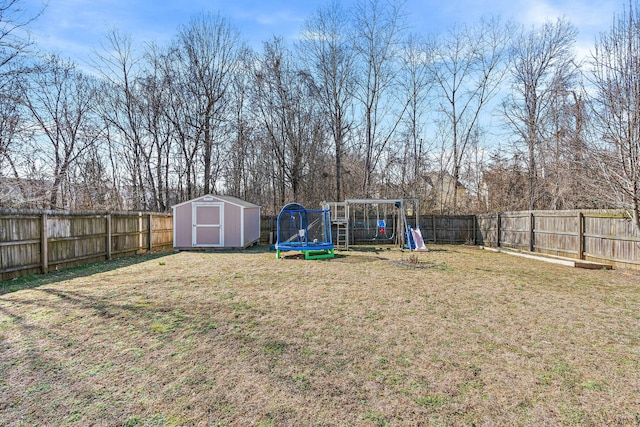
(0, 245), (638, 426)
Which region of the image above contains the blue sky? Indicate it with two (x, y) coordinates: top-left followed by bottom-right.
(23, 0), (623, 64)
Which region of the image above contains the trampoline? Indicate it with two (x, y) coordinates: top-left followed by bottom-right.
(275, 202), (334, 260)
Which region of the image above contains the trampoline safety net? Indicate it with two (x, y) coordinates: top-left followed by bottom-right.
(275, 202), (334, 259)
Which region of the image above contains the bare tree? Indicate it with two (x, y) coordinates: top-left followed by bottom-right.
(543, 71), (585, 209)
(398, 32), (434, 191)
(93, 31), (182, 211)
(0, 88), (20, 173)
(0, 0), (42, 93)
(0, 91), (31, 207)
(298, 0), (356, 201)
(0, 0), (42, 199)
(432, 17), (512, 213)
(253, 38), (326, 207)
(93, 30), (151, 210)
(224, 46), (262, 202)
(460, 127), (487, 212)
(503, 18), (577, 210)
(21, 55), (99, 209)
(589, 0), (640, 230)
(352, 0), (408, 196)
(161, 47), (200, 201)
(69, 144), (114, 209)
(482, 151), (529, 211)
(173, 13), (243, 195)
(138, 45), (174, 211)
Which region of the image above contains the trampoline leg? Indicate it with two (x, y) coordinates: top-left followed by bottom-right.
(276, 249), (281, 259)
(304, 249), (334, 260)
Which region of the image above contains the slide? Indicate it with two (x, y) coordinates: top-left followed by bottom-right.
(411, 228), (429, 252)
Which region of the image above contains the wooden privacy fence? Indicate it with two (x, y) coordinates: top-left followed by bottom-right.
(477, 210), (640, 269)
(260, 215), (278, 244)
(1, 210), (173, 281)
(4, 209), (640, 281)
(261, 214), (477, 245)
(417, 215), (476, 244)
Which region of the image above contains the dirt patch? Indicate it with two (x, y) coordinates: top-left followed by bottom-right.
(390, 260), (445, 269)
(332, 254), (389, 263)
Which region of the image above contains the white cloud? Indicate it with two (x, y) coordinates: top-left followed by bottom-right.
(519, 1), (564, 26)
(23, 0), (626, 67)
(517, 0), (620, 32)
(512, 0), (622, 62)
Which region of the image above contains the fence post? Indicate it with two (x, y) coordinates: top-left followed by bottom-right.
(41, 213), (48, 274)
(106, 214), (112, 260)
(433, 215), (437, 244)
(578, 211), (584, 260)
(496, 212), (501, 247)
(148, 213), (153, 251)
(529, 212), (535, 252)
(138, 213), (143, 252)
(269, 216), (274, 244)
(472, 215), (476, 245)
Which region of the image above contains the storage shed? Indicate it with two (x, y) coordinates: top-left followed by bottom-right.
(172, 195), (261, 250)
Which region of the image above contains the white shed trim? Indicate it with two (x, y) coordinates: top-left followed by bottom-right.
(240, 206), (245, 246)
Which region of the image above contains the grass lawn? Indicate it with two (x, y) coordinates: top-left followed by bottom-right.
(0, 245), (639, 426)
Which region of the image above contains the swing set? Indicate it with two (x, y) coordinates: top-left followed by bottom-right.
(324, 198), (420, 250)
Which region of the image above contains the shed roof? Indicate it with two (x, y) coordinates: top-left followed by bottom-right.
(214, 194), (260, 208)
(172, 194), (261, 210)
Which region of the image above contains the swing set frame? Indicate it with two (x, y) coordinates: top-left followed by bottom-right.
(325, 198), (420, 250)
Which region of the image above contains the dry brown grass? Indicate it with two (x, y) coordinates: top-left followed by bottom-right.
(1, 245), (639, 426)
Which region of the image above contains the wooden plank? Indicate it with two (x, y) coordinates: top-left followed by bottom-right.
(148, 214), (153, 251)
(106, 214), (112, 260)
(575, 261), (613, 270)
(578, 212), (584, 260)
(139, 213), (143, 251)
(529, 212), (534, 252)
(483, 246), (576, 266)
(0, 239), (40, 247)
(483, 247), (613, 270)
(41, 213), (48, 274)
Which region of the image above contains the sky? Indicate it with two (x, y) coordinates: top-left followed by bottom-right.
(21, 0), (624, 66)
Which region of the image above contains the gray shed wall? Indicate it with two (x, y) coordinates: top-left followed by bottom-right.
(244, 207), (261, 245)
(174, 203), (193, 248)
(223, 202), (241, 247)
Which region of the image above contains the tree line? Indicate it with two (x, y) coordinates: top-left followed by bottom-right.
(0, 0), (639, 220)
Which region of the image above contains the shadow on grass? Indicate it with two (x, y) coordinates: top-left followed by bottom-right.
(345, 245), (399, 253)
(241, 244), (272, 254)
(191, 244), (273, 254)
(271, 246), (390, 262)
(331, 247), (394, 263)
(0, 251), (173, 295)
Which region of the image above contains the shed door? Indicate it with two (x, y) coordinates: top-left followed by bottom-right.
(192, 202), (224, 247)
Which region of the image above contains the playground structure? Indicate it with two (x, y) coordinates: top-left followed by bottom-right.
(275, 202), (334, 259)
(323, 198), (421, 250)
